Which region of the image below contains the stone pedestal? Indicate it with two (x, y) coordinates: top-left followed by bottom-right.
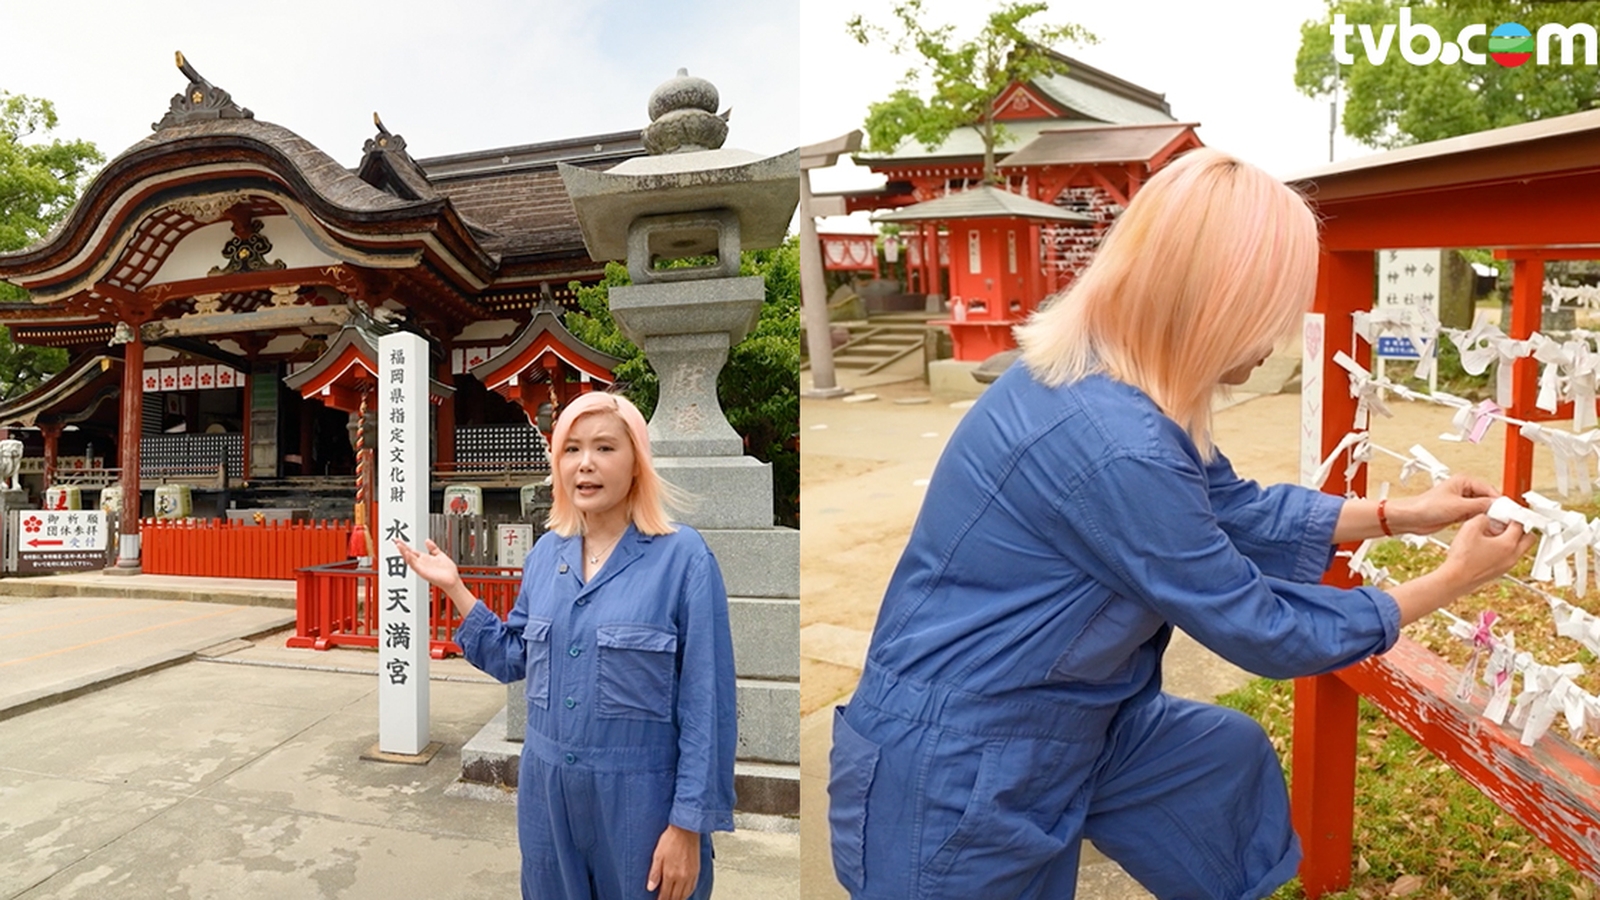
(609, 277), (762, 458)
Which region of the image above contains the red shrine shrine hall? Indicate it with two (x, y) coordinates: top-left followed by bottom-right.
(830, 50), (1203, 361)
(0, 56), (627, 565)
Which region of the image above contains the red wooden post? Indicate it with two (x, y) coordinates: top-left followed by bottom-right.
(115, 330), (143, 570)
(1503, 255), (1544, 498)
(1294, 248), (1373, 897)
(39, 423), (62, 489)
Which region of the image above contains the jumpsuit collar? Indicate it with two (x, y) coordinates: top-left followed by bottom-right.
(564, 522), (651, 597)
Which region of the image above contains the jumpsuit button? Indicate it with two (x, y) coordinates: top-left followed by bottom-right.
(564, 752), (576, 764)
(576, 598), (588, 607)
(564, 697), (576, 709)
(569, 645), (582, 657)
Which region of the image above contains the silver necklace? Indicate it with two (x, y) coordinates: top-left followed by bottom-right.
(586, 531), (623, 565)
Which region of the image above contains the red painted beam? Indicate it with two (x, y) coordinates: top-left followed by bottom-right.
(1339, 637), (1600, 881)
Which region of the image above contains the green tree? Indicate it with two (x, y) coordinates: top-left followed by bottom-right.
(1296, 1), (1600, 149)
(564, 238), (801, 529)
(848, 0), (1093, 182)
(0, 92), (102, 398)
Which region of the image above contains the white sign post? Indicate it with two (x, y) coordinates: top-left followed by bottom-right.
(377, 331), (431, 756)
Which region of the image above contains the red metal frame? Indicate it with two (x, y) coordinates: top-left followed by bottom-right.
(289, 560), (522, 659)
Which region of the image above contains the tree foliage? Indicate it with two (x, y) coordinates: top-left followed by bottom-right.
(564, 238), (800, 528)
(1296, 0), (1600, 149)
(848, 0), (1093, 181)
(0, 92), (102, 399)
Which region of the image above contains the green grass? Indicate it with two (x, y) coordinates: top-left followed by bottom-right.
(1217, 678), (1593, 899)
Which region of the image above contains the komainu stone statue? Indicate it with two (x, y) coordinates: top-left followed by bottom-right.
(0, 440), (23, 491)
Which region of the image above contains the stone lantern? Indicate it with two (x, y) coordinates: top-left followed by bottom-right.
(560, 69), (799, 528)
(557, 70), (802, 812)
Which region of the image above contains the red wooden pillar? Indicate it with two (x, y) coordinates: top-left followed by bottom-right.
(1503, 255), (1543, 498)
(241, 369), (252, 477)
(39, 422), (63, 489)
(115, 331), (144, 569)
(1293, 248), (1372, 897)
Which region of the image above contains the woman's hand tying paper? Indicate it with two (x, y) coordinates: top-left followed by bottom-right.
(1394, 474), (1500, 535)
(1333, 474), (1499, 544)
(1389, 515), (1537, 626)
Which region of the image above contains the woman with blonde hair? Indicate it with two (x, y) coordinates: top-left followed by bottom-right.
(399, 390), (736, 900)
(827, 148), (1533, 899)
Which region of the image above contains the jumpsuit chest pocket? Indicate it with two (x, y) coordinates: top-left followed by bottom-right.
(1048, 595), (1164, 686)
(522, 618), (552, 709)
(595, 623), (678, 722)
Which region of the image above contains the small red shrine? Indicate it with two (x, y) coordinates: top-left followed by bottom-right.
(874, 186), (1092, 360)
(830, 51), (1203, 361)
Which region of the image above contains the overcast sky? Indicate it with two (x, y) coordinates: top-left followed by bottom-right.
(802, 0), (1365, 228)
(0, 0), (798, 167)
(2, 1), (1363, 232)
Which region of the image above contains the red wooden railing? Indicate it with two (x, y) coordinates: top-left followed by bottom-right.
(140, 518), (351, 580)
(289, 560), (522, 658)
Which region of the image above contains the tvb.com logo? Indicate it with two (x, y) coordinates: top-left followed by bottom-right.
(1332, 8), (1595, 67)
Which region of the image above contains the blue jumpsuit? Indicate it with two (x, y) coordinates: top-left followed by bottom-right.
(828, 364), (1401, 900)
(456, 523), (737, 900)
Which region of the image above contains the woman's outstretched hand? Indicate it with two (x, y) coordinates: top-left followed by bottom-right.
(393, 539), (475, 616)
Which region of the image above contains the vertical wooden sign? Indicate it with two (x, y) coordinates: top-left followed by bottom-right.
(378, 331), (430, 755)
(1300, 312), (1326, 489)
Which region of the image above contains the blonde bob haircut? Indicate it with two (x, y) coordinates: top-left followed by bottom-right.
(1015, 147), (1318, 459)
(545, 391), (677, 538)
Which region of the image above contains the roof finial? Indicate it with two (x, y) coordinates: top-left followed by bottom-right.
(363, 112), (405, 154)
(153, 51), (253, 131)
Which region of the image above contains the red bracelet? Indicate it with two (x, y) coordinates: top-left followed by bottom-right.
(1377, 498), (1394, 537)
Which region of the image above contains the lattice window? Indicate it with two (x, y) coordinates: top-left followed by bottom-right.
(140, 433), (243, 478)
(454, 424), (549, 469)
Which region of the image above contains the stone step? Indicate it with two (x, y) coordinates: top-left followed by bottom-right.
(841, 343), (918, 358)
(701, 527), (797, 598)
(731, 597), (798, 680)
(737, 678), (798, 765)
(735, 760), (799, 818)
(461, 705), (800, 815)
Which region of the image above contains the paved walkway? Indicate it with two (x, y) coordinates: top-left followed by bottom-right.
(0, 583), (798, 898)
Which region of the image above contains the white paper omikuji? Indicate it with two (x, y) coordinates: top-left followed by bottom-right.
(1552, 601), (1600, 656)
(1309, 430), (1370, 492)
(1332, 351), (1391, 430)
(1400, 444), (1450, 486)
(1482, 632), (1516, 725)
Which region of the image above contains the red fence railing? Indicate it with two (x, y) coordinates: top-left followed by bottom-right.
(140, 517), (352, 580)
(288, 560), (522, 658)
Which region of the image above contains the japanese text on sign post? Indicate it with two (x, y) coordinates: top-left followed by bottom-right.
(378, 331), (430, 755)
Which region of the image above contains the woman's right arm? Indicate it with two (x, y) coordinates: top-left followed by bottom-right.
(396, 538), (529, 684)
(1055, 453), (1533, 679)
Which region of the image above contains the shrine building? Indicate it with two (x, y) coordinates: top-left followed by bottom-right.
(0, 55), (629, 567)
(828, 50), (1203, 363)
